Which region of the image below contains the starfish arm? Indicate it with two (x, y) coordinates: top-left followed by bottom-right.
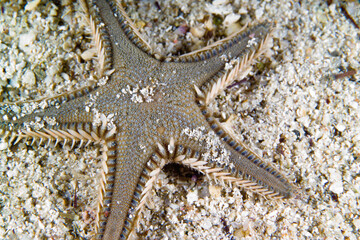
(174, 136), (298, 199)
(201, 101), (296, 198)
(220, 141), (293, 199)
(0, 93), (109, 148)
(161, 23), (272, 88)
(89, 0), (159, 86)
(176, 121), (294, 200)
(176, 142), (294, 200)
(0, 117), (110, 151)
(97, 133), (169, 240)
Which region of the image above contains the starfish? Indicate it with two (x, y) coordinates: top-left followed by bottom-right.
(0, 0), (298, 239)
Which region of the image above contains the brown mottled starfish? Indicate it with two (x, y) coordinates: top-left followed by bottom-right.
(0, 0), (297, 239)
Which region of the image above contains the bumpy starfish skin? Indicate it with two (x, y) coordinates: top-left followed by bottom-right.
(0, 0), (297, 239)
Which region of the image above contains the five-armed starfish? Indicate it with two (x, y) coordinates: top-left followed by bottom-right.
(1, 0), (297, 239)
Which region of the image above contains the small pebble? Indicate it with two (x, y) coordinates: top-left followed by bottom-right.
(23, 69), (36, 87)
(187, 189), (198, 204)
(209, 185), (221, 198)
(25, 0), (41, 11)
(335, 123), (346, 132)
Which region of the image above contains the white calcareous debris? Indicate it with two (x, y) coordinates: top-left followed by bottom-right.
(335, 122), (346, 132)
(223, 13), (241, 26)
(19, 31), (37, 52)
(190, 24), (206, 38)
(25, 0), (41, 11)
(0, 141), (8, 151)
(206, 2), (233, 15)
(328, 168), (344, 194)
(186, 189), (199, 204)
(81, 48), (97, 61)
(43, 116), (57, 126)
(22, 69), (36, 87)
(121, 84), (157, 103)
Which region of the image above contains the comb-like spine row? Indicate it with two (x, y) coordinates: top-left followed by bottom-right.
(82, 0), (113, 77)
(95, 128), (117, 239)
(2, 121), (104, 150)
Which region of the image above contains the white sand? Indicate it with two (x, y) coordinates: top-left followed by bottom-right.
(0, 0), (359, 239)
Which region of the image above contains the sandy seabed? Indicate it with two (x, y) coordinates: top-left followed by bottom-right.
(0, 0), (359, 239)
